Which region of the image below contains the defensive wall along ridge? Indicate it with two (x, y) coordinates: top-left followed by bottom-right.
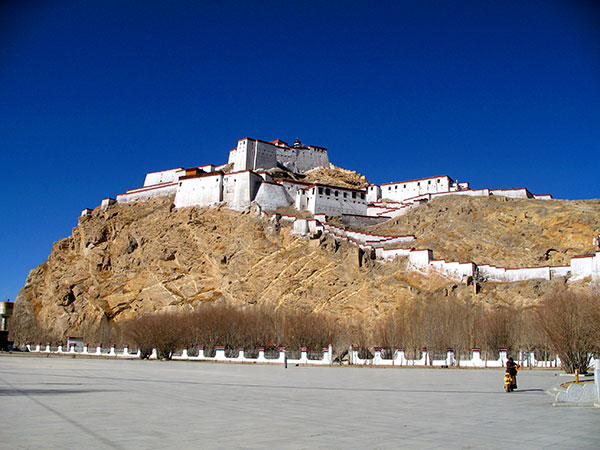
(287, 214), (600, 283)
(80, 135), (599, 284)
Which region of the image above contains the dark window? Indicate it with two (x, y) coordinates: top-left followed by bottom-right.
(343, 192), (347, 198)
(318, 187), (323, 194)
(403, 184), (406, 188)
(361, 193), (365, 200)
(334, 191), (338, 197)
(325, 188), (331, 196)
(428, 180), (431, 185)
(352, 192), (356, 199)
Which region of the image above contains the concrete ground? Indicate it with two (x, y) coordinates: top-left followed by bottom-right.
(0, 355), (598, 449)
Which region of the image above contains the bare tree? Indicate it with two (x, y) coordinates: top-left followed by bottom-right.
(533, 289), (600, 373)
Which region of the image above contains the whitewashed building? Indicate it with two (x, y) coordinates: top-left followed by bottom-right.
(110, 135), (552, 219)
(228, 137), (330, 173)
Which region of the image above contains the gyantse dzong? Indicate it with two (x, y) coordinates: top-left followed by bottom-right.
(86, 136), (599, 284)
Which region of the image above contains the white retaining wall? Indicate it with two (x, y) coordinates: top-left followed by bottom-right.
(117, 182), (178, 204)
(253, 181), (293, 211)
(478, 265), (551, 282)
(570, 253), (600, 282)
(174, 173), (224, 208)
(490, 188), (532, 199)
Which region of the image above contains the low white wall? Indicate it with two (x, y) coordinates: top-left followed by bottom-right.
(490, 188), (532, 199)
(478, 265), (551, 282)
(29, 344), (565, 369)
(117, 183), (178, 204)
(570, 253), (600, 281)
(376, 247), (411, 261)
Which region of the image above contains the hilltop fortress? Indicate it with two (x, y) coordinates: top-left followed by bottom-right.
(108, 136), (551, 218)
(87, 136), (598, 284)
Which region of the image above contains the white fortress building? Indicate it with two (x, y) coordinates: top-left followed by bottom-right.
(86, 135), (600, 285)
(108, 135), (551, 219)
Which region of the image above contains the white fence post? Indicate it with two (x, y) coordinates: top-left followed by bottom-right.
(373, 346), (383, 365)
(393, 348), (406, 366)
(300, 347), (308, 364)
(215, 346), (226, 361)
(446, 348), (456, 366)
(594, 358), (600, 406)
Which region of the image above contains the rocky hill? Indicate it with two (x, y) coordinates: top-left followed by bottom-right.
(265, 164), (371, 190)
(372, 196), (600, 268)
(12, 194), (598, 341)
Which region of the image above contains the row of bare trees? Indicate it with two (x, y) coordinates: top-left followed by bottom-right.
(122, 305), (340, 360)
(10, 288), (600, 371)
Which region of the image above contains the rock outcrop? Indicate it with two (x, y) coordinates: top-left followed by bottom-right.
(11, 195), (599, 341)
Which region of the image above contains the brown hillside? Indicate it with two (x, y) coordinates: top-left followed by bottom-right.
(10, 195), (595, 341)
(372, 196), (600, 268)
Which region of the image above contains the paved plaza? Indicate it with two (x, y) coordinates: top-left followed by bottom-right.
(0, 355), (598, 449)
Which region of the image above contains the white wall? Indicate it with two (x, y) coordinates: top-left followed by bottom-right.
(381, 176), (453, 202)
(222, 171), (263, 210)
(117, 183), (178, 204)
(366, 185), (381, 203)
(276, 145), (330, 173)
(376, 247), (411, 261)
(490, 188), (532, 199)
(228, 139), (279, 172)
(408, 249), (434, 268)
(253, 182), (293, 211)
(143, 168), (185, 187)
(477, 264), (552, 282)
(174, 173), (223, 208)
(307, 186), (367, 216)
(570, 253), (600, 281)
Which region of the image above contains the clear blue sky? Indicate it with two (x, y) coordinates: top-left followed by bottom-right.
(1, 1), (599, 302)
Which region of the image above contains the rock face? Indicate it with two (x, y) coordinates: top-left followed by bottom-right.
(11, 195), (599, 341)
(374, 196), (600, 268)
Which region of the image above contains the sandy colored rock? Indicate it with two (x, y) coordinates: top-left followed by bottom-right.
(10, 195), (599, 341)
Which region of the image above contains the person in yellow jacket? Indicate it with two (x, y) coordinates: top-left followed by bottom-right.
(504, 369), (513, 392)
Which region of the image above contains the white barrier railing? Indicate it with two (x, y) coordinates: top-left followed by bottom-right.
(25, 343), (565, 368)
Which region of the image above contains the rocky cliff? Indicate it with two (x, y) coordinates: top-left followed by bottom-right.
(11, 195), (599, 341)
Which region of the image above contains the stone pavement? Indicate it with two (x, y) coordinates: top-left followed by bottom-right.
(0, 355), (598, 449)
